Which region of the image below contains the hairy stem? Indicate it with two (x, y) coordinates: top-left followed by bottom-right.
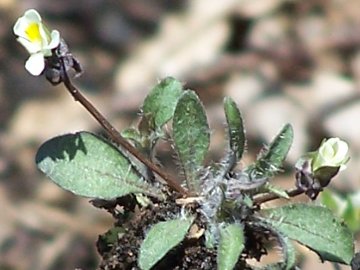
(60, 61), (188, 196)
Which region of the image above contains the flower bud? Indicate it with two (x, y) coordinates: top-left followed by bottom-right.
(295, 137), (349, 199)
(311, 138), (349, 172)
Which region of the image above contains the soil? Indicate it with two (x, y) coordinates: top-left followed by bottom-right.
(95, 194), (220, 270)
(94, 194), (269, 270)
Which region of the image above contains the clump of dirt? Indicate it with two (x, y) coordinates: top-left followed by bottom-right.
(95, 193), (270, 270)
(96, 193), (219, 270)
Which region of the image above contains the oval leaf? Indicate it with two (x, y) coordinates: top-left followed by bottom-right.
(218, 223), (245, 270)
(173, 90), (210, 192)
(36, 132), (164, 200)
(142, 77), (183, 130)
(251, 124), (293, 179)
(224, 96), (245, 163)
(263, 204), (354, 264)
(138, 217), (194, 270)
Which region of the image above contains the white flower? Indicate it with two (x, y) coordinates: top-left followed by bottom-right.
(13, 9), (60, 76)
(311, 137), (349, 172)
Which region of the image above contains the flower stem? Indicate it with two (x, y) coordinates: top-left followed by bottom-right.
(253, 187), (304, 205)
(60, 60), (188, 196)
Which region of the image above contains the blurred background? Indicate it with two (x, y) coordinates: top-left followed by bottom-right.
(1, 0), (360, 269)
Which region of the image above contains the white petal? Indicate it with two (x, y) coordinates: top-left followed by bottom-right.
(40, 23), (54, 45)
(24, 9), (42, 23)
(42, 31), (60, 57)
(13, 17), (29, 38)
(326, 138), (340, 151)
(13, 9), (42, 37)
(319, 142), (334, 158)
(333, 141), (349, 163)
(48, 30), (60, 48)
(25, 53), (45, 76)
(17, 37), (41, 54)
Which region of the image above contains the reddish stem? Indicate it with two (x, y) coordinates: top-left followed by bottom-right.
(60, 64), (188, 196)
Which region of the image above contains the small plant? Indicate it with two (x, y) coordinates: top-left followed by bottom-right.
(14, 9), (356, 270)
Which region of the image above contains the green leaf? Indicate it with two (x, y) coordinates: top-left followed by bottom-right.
(251, 219), (297, 270)
(263, 204), (354, 264)
(260, 239), (296, 270)
(173, 90), (210, 192)
(250, 124), (293, 179)
(36, 132), (164, 200)
(142, 77), (184, 130)
(264, 228), (296, 270)
(274, 233), (297, 270)
(258, 240), (296, 270)
(217, 223), (245, 270)
(223, 96), (245, 163)
(138, 217), (194, 270)
(121, 127), (142, 145)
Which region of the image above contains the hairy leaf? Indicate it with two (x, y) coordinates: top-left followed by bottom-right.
(258, 235), (296, 270)
(250, 124), (293, 179)
(263, 204), (354, 264)
(223, 96), (245, 164)
(138, 217), (194, 270)
(275, 233), (297, 270)
(217, 223), (245, 270)
(255, 219), (297, 270)
(142, 77), (183, 130)
(173, 90), (210, 192)
(36, 132), (164, 200)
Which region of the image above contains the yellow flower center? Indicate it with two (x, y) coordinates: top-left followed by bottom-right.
(25, 23), (42, 43)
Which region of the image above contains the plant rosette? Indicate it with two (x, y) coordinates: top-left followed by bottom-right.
(13, 9), (60, 76)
